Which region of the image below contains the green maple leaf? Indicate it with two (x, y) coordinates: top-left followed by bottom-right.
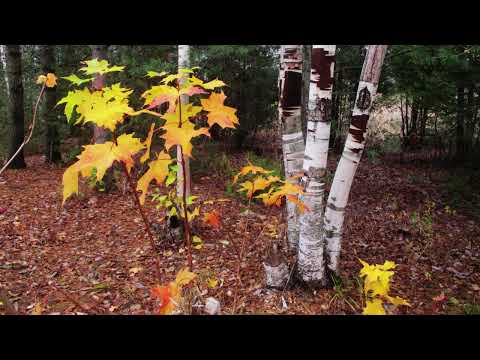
(62, 74), (94, 86)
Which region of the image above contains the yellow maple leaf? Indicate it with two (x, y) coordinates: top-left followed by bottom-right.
(385, 295), (411, 307)
(363, 298), (386, 315)
(175, 268), (197, 287)
(207, 278), (219, 288)
(232, 161), (272, 184)
(45, 73), (57, 87)
(238, 176), (279, 199)
(36, 75), (47, 84)
(201, 79), (226, 90)
(113, 133), (145, 174)
(136, 152), (173, 205)
(32, 302), (42, 315)
(142, 85), (179, 113)
(255, 180), (305, 208)
(140, 123), (155, 164)
(62, 142), (117, 204)
(200, 91), (239, 129)
(161, 120), (210, 158)
(161, 103), (202, 127)
(80, 58), (124, 75)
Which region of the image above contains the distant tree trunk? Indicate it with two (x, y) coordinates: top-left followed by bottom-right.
(297, 45), (336, 286)
(465, 84), (475, 155)
(301, 45), (312, 139)
(420, 106), (428, 141)
(177, 45), (191, 199)
(5, 45), (26, 169)
(323, 45), (388, 275)
(40, 45), (61, 163)
(278, 45), (305, 251)
(91, 45), (109, 144)
(456, 84), (465, 160)
(410, 99), (418, 135)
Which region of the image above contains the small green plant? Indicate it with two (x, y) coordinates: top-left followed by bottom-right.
(365, 147), (381, 164)
(463, 302), (480, 315)
(410, 200), (435, 240)
(246, 151), (282, 179)
(86, 168), (106, 192)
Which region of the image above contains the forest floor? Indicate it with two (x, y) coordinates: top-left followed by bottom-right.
(1, 150), (480, 315)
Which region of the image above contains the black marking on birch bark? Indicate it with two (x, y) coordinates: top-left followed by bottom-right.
(304, 154), (313, 161)
(356, 86), (371, 110)
(327, 202), (345, 211)
(319, 98), (332, 122)
(349, 114), (369, 143)
(281, 71), (302, 108)
(311, 48), (334, 90)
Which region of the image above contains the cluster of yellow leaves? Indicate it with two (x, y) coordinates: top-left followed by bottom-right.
(57, 84), (134, 132)
(150, 268), (196, 315)
(59, 62), (239, 210)
(359, 259), (411, 315)
(233, 162), (309, 214)
(62, 133), (146, 204)
(36, 73), (57, 88)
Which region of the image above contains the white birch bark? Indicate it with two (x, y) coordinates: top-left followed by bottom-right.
(297, 45), (336, 285)
(323, 45), (388, 274)
(0, 45), (9, 98)
(176, 45), (191, 199)
(278, 45), (305, 251)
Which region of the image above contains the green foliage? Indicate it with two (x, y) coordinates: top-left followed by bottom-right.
(63, 145), (82, 165)
(191, 45), (279, 148)
(246, 151), (282, 179)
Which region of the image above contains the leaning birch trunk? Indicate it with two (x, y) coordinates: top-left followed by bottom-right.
(176, 45), (191, 199)
(323, 45), (388, 274)
(297, 45), (336, 286)
(278, 45), (304, 251)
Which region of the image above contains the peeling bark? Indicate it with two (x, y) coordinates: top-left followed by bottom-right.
(279, 45), (305, 251)
(323, 45), (387, 275)
(176, 45), (191, 199)
(297, 45), (336, 286)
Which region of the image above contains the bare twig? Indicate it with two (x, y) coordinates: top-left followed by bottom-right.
(0, 83), (46, 175)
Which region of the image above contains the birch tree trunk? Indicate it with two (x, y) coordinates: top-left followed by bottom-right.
(278, 45), (304, 251)
(297, 45), (336, 286)
(176, 45), (191, 199)
(5, 45), (26, 169)
(323, 45), (388, 275)
(0, 45), (9, 98)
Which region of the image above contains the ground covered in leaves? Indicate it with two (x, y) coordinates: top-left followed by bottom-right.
(1, 152), (479, 315)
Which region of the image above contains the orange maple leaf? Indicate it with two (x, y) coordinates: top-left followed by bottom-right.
(203, 211), (221, 229)
(161, 120), (210, 158)
(200, 91), (239, 129)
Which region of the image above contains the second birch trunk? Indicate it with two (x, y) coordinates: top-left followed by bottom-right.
(297, 45), (336, 286)
(323, 45), (388, 275)
(278, 45), (305, 251)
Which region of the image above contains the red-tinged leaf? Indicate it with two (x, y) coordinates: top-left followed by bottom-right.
(203, 211), (221, 229)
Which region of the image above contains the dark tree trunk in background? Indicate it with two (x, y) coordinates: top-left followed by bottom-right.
(420, 106), (428, 141)
(91, 45), (109, 144)
(456, 84), (466, 160)
(40, 45), (61, 163)
(465, 84), (475, 155)
(6, 45), (26, 169)
(410, 99), (418, 135)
